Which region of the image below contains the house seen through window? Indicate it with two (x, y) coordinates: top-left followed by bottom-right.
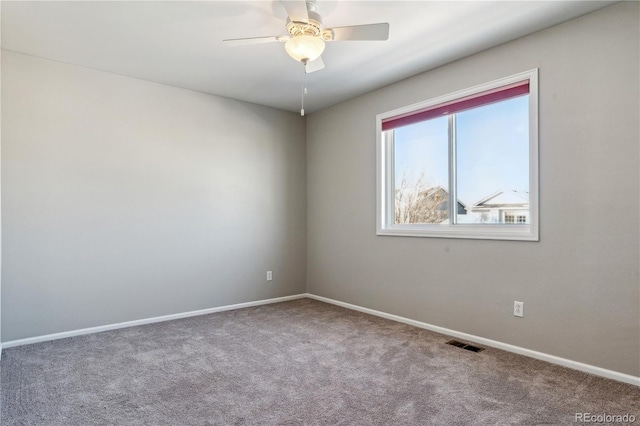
(376, 70), (538, 241)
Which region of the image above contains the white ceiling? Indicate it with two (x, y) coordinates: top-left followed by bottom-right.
(1, 1), (615, 114)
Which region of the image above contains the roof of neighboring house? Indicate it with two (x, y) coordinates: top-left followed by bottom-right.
(420, 186), (447, 198)
(419, 186), (468, 214)
(469, 190), (529, 210)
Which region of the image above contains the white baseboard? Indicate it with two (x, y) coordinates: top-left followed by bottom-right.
(1, 294), (307, 350)
(305, 293), (640, 387)
(3, 292), (638, 387)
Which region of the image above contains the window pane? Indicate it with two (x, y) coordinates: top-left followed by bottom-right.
(377, 70), (538, 240)
(393, 117), (449, 224)
(455, 96), (529, 224)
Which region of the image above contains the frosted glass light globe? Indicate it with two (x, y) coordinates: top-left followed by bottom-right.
(285, 35), (325, 62)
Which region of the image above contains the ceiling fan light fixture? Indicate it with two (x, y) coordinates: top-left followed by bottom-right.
(285, 35), (325, 62)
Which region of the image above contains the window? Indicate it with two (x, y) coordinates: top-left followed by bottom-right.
(376, 69), (538, 241)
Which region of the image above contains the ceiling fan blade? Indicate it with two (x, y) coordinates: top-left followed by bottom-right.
(328, 23), (390, 41)
(305, 56), (325, 74)
(223, 36), (288, 45)
(282, 0), (309, 22)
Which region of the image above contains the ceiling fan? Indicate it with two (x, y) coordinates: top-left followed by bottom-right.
(223, 0), (390, 74)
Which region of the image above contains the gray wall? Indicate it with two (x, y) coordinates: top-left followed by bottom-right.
(306, 2), (640, 376)
(1, 51), (306, 341)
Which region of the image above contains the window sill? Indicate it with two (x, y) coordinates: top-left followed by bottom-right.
(377, 224), (538, 241)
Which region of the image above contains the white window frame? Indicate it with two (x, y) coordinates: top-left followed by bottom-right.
(376, 69), (539, 241)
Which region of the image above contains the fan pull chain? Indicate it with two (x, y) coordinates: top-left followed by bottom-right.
(300, 61), (307, 116)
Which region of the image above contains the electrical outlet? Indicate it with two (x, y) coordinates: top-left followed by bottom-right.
(266, 271), (272, 281)
(514, 301), (524, 317)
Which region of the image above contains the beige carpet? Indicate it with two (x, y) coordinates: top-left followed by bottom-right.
(2, 298), (639, 425)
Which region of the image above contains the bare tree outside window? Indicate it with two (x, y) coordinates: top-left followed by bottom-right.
(395, 173), (449, 224)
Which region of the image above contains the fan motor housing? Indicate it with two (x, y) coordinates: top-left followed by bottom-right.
(286, 12), (333, 41)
